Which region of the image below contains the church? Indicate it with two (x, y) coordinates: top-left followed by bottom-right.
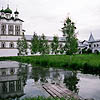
(0, 6), (100, 56)
(0, 5), (24, 56)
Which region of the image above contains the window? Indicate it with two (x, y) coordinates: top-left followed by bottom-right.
(2, 82), (7, 93)
(1, 24), (6, 30)
(9, 42), (14, 48)
(10, 68), (15, 75)
(97, 44), (99, 47)
(9, 81), (15, 92)
(89, 44), (91, 47)
(1, 42), (6, 48)
(16, 80), (21, 91)
(2, 71), (6, 76)
(1, 24), (6, 35)
(8, 25), (13, 35)
(15, 25), (20, 35)
(94, 44), (96, 47)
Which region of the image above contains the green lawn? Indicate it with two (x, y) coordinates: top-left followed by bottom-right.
(0, 54), (100, 74)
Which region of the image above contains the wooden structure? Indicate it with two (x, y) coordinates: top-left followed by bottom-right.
(42, 83), (84, 100)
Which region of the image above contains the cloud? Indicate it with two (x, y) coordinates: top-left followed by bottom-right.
(0, 0), (100, 40)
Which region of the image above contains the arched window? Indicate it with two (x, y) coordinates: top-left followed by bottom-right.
(89, 44), (91, 47)
(1, 42), (6, 48)
(9, 42), (14, 48)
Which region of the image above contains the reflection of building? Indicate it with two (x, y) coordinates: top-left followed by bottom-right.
(32, 67), (73, 85)
(47, 68), (73, 84)
(0, 61), (24, 99)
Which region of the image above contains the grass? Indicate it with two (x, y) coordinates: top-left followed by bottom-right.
(0, 96), (77, 100)
(22, 96), (77, 100)
(0, 54), (100, 74)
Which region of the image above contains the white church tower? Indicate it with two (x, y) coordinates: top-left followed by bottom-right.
(0, 5), (24, 56)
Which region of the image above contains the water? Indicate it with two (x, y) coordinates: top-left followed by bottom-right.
(0, 61), (100, 100)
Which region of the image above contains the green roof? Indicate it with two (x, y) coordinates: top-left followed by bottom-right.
(4, 6), (12, 14)
(0, 8), (5, 12)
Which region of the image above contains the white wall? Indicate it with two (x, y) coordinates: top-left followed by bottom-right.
(0, 49), (18, 57)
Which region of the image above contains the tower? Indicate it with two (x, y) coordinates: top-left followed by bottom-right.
(88, 33), (95, 42)
(14, 9), (19, 19)
(0, 5), (24, 56)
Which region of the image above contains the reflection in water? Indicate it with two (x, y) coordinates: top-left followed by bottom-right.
(0, 61), (100, 100)
(0, 61), (76, 99)
(0, 61), (24, 99)
(64, 72), (79, 94)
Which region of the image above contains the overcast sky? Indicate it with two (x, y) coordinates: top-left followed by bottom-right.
(0, 0), (100, 40)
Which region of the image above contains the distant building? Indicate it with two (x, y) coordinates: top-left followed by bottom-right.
(78, 33), (100, 53)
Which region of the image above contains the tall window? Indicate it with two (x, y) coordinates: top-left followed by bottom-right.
(16, 80), (21, 91)
(2, 82), (7, 93)
(8, 25), (14, 35)
(1, 24), (6, 35)
(15, 25), (20, 35)
(1, 42), (6, 48)
(9, 42), (14, 48)
(9, 81), (15, 92)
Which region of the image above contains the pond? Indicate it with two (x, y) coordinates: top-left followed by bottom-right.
(0, 61), (100, 100)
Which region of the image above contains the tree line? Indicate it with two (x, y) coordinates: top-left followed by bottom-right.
(17, 17), (78, 56)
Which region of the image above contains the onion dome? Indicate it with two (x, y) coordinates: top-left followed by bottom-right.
(4, 5), (12, 14)
(14, 10), (19, 14)
(0, 7), (5, 13)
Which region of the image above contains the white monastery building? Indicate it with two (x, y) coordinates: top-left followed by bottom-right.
(0, 5), (24, 56)
(78, 33), (100, 53)
(0, 6), (100, 56)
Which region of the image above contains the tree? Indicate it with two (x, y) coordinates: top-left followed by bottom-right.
(59, 43), (64, 54)
(62, 17), (78, 55)
(17, 37), (28, 56)
(51, 36), (59, 54)
(39, 34), (49, 55)
(31, 33), (39, 54)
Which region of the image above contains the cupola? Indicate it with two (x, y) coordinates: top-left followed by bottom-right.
(0, 7), (5, 17)
(14, 9), (19, 19)
(4, 5), (12, 19)
(4, 5), (12, 14)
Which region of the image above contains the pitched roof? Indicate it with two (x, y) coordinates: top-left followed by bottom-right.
(25, 35), (65, 42)
(88, 33), (95, 42)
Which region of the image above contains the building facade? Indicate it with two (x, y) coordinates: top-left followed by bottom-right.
(0, 6), (100, 56)
(0, 5), (24, 56)
(78, 33), (100, 53)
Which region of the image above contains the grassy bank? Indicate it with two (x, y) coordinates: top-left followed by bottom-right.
(0, 54), (100, 74)
(22, 97), (76, 100)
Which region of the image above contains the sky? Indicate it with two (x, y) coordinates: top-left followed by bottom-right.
(0, 0), (100, 40)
